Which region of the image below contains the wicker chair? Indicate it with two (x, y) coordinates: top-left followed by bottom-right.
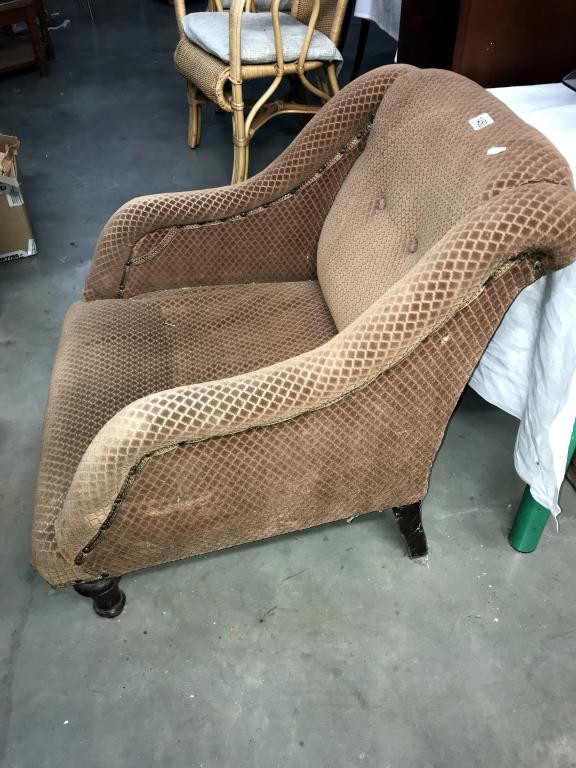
(173, 0), (348, 182)
(32, 67), (576, 618)
(211, 0), (293, 10)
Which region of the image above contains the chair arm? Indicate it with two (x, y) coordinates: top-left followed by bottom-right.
(228, 0), (249, 85)
(230, 0), (327, 104)
(83, 64), (415, 300)
(56, 182), (576, 566)
(229, 0), (297, 82)
(174, 0), (186, 31)
(296, 0), (321, 73)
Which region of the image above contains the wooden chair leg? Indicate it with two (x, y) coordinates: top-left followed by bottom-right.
(186, 83), (202, 148)
(73, 577), (126, 618)
(313, 71), (329, 97)
(393, 501), (428, 558)
(232, 137), (249, 184)
(231, 85), (249, 183)
(326, 63), (340, 96)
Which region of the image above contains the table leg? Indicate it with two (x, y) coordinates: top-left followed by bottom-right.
(26, 3), (48, 75)
(350, 18), (370, 81)
(509, 420), (576, 553)
(338, 0), (355, 54)
(37, 0), (54, 60)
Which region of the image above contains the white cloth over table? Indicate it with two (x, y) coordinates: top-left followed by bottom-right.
(353, 0), (401, 39)
(470, 83), (576, 517)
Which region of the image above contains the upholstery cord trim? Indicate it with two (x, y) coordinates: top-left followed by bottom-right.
(124, 175), (557, 271)
(73, 255), (539, 568)
(117, 117), (375, 296)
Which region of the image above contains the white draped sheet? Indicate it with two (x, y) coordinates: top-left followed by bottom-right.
(470, 83), (576, 516)
(353, 0), (401, 39)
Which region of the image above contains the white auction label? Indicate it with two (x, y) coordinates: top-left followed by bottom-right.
(468, 113), (494, 131)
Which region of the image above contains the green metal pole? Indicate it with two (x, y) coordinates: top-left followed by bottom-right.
(509, 420), (576, 553)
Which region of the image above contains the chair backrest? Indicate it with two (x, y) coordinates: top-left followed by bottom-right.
(316, 68), (573, 330)
(291, 0), (349, 43)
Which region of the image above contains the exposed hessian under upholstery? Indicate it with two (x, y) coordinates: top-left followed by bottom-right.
(32, 66), (576, 587)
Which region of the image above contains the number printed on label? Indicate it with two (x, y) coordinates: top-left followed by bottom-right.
(7, 186), (24, 207)
(468, 113), (494, 131)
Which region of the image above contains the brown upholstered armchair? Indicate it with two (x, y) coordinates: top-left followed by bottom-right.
(32, 66), (576, 618)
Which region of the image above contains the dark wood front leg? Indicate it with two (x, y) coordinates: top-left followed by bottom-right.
(73, 577), (126, 618)
(393, 501), (428, 559)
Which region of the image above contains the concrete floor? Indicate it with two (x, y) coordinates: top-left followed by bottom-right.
(1, 2), (576, 767)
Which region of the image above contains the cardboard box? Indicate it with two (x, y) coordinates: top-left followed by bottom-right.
(0, 134), (36, 263)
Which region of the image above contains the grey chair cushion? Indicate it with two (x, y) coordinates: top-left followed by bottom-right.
(219, 0), (293, 10)
(182, 11), (342, 65)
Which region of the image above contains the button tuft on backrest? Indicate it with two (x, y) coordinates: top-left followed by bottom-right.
(316, 68), (571, 331)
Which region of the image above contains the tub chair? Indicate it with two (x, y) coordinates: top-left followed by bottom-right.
(32, 66), (576, 617)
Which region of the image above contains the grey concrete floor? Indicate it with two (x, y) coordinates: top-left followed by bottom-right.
(1, 2), (576, 767)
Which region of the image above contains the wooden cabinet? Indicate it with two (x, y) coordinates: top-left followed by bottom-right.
(397, 0), (576, 87)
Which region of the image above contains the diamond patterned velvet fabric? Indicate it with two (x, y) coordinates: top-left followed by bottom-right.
(68, 261), (538, 577)
(32, 66), (576, 588)
(317, 68), (574, 329)
(84, 65), (412, 301)
(33, 281), (336, 586)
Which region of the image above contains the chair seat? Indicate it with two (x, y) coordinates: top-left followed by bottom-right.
(182, 11), (342, 65)
(219, 0), (293, 10)
(34, 280), (337, 582)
